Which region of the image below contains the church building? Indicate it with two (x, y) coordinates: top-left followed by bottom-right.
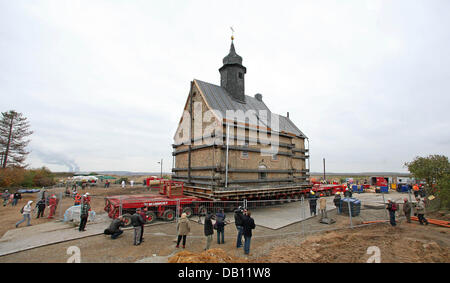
(171, 38), (310, 200)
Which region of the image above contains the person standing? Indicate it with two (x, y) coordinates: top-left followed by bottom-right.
(12, 192), (21, 206)
(176, 213), (190, 248)
(2, 190), (10, 206)
(234, 206), (244, 248)
(74, 193), (82, 206)
(308, 191), (318, 216)
(319, 195), (327, 220)
(36, 198), (46, 218)
(47, 195), (57, 219)
(79, 197), (91, 232)
(242, 210), (255, 256)
(16, 201), (34, 227)
(131, 209), (145, 245)
(138, 208), (147, 243)
(204, 211), (214, 251)
(121, 180), (126, 189)
(386, 199), (397, 227)
(333, 192), (342, 214)
(413, 184), (420, 198)
(415, 197), (429, 225)
(215, 209), (226, 244)
(403, 198), (412, 223)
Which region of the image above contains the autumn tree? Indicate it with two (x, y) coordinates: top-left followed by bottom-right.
(405, 155), (450, 209)
(0, 110), (33, 168)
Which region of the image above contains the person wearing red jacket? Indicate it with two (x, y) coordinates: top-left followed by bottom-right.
(48, 195), (57, 219)
(138, 207), (147, 243)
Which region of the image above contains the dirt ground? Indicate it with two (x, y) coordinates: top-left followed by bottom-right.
(1, 190), (449, 263)
(0, 184), (154, 238)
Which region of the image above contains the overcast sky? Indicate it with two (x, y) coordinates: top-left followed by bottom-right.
(1, 0), (449, 173)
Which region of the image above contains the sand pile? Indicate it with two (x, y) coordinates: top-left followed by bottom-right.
(168, 248), (248, 263)
(254, 224), (450, 263)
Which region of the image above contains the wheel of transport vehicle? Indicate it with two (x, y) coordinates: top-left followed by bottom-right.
(182, 207), (193, 218)
(163, 209), (175, 221)
(197, 205), (209, 216)
(121, 213), (132, 227)
(145, 211), (156, 224)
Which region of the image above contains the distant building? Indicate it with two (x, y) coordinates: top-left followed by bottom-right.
(172, 39), (310, 199)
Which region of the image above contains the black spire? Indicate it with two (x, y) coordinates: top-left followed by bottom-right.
(223, 41), (243, 65)
(219, 40), (247, 103)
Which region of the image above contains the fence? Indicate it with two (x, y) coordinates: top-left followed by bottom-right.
(106, 190), (423, 236)
(25, 184), (432, 241)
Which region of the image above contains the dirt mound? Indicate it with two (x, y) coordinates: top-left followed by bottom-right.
(168, 248), (248, 263)
(254, 224), (450, 263)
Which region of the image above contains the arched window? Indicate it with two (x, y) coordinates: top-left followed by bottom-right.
(258, 164), (267, 180)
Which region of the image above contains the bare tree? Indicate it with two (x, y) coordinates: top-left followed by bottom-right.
(0, 110), (33, 168)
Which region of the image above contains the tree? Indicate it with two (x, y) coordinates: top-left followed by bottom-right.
(405, 154), (450, 209)
(0, 110), (33, 168)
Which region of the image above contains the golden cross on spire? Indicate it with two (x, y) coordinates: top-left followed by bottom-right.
(230, 26), (235, 41)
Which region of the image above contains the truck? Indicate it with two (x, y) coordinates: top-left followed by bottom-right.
(370, 176), (389, 187)
(104, 178), (347, 226)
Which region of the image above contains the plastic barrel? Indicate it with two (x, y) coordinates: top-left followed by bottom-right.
(340, 198), (361, 216)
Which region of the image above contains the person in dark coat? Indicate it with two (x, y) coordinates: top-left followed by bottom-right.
(308, 191), (318, 216)
(79, 198), (90, 232)
(242, 210), (255, 255)
(234, 206), (245, 248)
(215, 209), (226, 244)
(138, 208), (147, 243)
(105, 216), (125, 239)
(204, 211), (214, 250)
(131, 209), (145, 245)
(333, 192), (342, 214)
(12, 192), (21, 206)
(36, 198), (46, 218)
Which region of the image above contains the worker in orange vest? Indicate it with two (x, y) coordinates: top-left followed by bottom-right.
(74, 193), (82, 206)
(413, 184), (420, 198)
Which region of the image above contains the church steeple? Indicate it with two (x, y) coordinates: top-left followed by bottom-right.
(219, 39), (247, 103)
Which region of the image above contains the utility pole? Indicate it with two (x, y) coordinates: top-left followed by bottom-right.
(323, 158), (326, 182)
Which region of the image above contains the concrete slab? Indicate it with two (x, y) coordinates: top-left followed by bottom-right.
(249, 197), (337, 229)
(0, 214), (168, 257)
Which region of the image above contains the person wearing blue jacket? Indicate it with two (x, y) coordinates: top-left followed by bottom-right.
(242, 210), (255, 255)
(215, 209), (226, 244)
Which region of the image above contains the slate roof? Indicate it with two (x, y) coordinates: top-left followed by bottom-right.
(194, 79), (307, 138)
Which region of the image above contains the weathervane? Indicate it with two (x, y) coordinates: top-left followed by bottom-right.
(230, 26), (235, 41)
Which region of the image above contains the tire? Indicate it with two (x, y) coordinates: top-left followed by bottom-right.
(182, 207), (193, 218)
(145, 211), (156, 224)
(198, 205), (207, 216)
(163, 209), (175, 221)
(121, 213), (132, 227)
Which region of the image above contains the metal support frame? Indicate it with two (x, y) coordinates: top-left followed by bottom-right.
(225, 123), (230, 188)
